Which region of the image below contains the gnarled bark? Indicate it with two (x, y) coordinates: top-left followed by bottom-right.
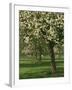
(49, 41), (56, 75)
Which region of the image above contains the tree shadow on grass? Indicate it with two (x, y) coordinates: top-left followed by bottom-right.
(19, 71), (52, 79)
(19, 61), (51, 67)
(19, 69), (64, 79)
(19, 61), (64, 67)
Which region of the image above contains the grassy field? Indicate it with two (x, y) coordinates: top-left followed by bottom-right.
(19, 55), (64, 79)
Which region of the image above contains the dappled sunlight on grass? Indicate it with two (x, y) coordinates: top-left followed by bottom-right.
(19, 56), (64, 79)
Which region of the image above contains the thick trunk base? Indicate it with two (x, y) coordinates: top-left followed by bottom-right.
(49, 41), (56, 76)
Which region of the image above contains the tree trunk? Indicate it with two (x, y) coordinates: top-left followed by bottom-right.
(39, 45), (42, 62)
(35, 51), (37, 60)
(49, 41), (56, 75)
(39, 51), (42, 61)
(35, 44), (38, 60)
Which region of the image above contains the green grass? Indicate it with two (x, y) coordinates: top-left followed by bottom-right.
(19, 56), (64, 79)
